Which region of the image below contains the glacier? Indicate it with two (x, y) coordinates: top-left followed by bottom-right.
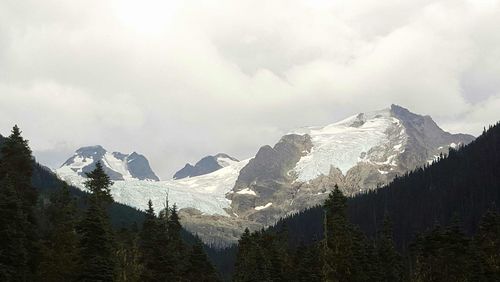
(291, 108), (403, 181)
(56, 159), (250, 216)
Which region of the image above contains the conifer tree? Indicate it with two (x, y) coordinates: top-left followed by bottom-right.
(0, 125), (38, 281)
(293, 241), (322, 282)
(139, 200), (170, 281)
(234, 228), (255, 282)
(475, 210), (500, 280)
(38, 183), (79, 281)
(374, 216), (404, 282)
(0, 177), (30, 281)
(185, 237), (220, 282)
(78, 161), (116, 281)
(83, 162), (113, 204)
(410, 221), (473, 282)
(322, 185), (357, 282)
(139, 200), (158, 281)
(115, 225), (142, 282)
(165, 204), (186, 281)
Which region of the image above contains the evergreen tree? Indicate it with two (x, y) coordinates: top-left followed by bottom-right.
(375, 216), (404, 282)
(165, 204), (186, 281)
(78, 162), (116, 281)
(139, 200), (158, 281)
(292, 241), (322, 282)
(0, 125), (38, 281)
(234, 228), (256, 282)
(83, 162), (113, 204)
(0, 125), (35, 204)
(115, 225), (142, 282)
(0, 177), (30, 281)
(38, 183), (79, 282)
(322, 185), (357, 282)
(410, 221), (473, 282)
(475, 210), (500, 280)
(263, 227), (291, 282)
(139, 200), (170, 281)
(185, 237), (220, 282)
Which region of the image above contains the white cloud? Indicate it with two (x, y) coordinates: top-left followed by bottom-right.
(0, 0), (499, 178)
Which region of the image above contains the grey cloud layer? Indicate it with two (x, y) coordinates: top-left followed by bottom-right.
(0, 0), (499, 178)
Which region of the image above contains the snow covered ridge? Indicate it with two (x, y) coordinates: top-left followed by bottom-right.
(291, 108), (404, 181)
(57, 158), (250, 216)
(55, 105), (475, 222)
(57, 145), (159, 181)
(289, 105), (474, 182)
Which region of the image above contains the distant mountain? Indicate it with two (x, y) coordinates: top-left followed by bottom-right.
(53, 105), (475, 244)
(173, 153), (239, 179)
(227, 104), (475, 225)
(57, 145), (159, 181)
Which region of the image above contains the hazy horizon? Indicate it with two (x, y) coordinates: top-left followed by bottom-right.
(1, 0), (499, 178)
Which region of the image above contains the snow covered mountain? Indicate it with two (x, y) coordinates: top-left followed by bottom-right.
(227, 105), (474, 225)
(54, 105), (474, 244)
(57, 145), (159, 181)
(173, 153), (239, 179)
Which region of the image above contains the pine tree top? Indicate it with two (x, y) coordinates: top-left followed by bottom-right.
(84, 161), (113, 204)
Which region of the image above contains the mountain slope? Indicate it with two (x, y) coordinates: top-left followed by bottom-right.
(228, 104), (475, 225)
(173, 153), (239, 179)
(268, 122), (500, 250)
(58, 145), (159, 181)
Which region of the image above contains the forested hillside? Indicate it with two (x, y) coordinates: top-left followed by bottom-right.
(0, 127), (220, 281)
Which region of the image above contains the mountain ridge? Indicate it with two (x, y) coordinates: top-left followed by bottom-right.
(58, 145), (159, 181)
(173, 153), (239, 180)
(54, 105), (475, 244)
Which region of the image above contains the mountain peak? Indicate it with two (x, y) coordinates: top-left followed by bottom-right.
(173, 153), (239, 180)
(57, 146), (159, 181)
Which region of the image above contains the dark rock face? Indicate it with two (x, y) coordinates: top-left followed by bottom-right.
(228, 134), (313, 221)
(234, 134), (312, 189)
(173, 153), (239, 179)
(127, 152), (160, 181)
(390, 104), (475, 172)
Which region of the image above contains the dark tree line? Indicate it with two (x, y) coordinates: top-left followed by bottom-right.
(234, 186), (500, 281)
(0, 126), (220, 281)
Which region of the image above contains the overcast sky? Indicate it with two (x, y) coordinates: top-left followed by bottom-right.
(1, 0), (499, 179)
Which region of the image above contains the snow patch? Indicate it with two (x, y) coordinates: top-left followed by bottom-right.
(255, 202), (272, 211)
(216, 156), (239, 167)
(236, 188), (257, 196)
(102, 152), (133, 180)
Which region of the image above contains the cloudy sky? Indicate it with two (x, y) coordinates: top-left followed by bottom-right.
(1, 0), (499, 179)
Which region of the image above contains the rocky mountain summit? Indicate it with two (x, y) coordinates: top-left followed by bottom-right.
(173, 153), (239, 179)
(57, 145), (159, 181)
(226, 105), (474, 226)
